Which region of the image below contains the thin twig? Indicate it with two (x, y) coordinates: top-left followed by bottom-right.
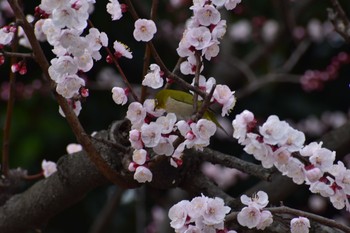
(193, 84), (216, 122)
(228, 56), (257, 83)
(88, 20), (139, 102)
(0, 51), (33, 58)
(192, 52), (201, 114)
(89, 188), (125, 233)
(280, 39), (311, 73)
(2, 24), (19, 177)
(236, 74), (300, 99)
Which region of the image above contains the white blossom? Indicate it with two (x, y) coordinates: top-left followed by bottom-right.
(134, 166), (152, 183)
(202, 197), (230, 225)
(107, 0), (123, 20)
(56, 75), (85, 99)
(126, 102), (147, 129)
(141, 122), (162, 147)
(113, 41), (133, 59)
(66, 143), (82, 154)
(133, 19), (157, 42)
(237, 206), (261, 229)
(112, 87), (128, 105)
(132, 149), (147, 165)
(290, 217), (310, 233)
(42, 160), (57, 178)
(168, 200), (191, 229)
(142, 64), (163, 89)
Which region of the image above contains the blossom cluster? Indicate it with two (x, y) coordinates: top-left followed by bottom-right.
(232, 110), (350, 211)
(237, 191), (273, 230)
(175, 0), (239, 117)
(300, 52), (350, 91)
(33, 0), (107, 116)
(168, 194), (235, 233)
(108, 0), (240, 184)
(123, 99), (217, 183)
(177, 0), (241, 64)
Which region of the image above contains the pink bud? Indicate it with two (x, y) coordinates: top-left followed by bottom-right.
(80, 87), (89, 97)
(11, 63), (19, 73)
(19, 65), (27, 75)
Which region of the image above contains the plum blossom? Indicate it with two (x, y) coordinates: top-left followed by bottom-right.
(142, 64), (163, 89)
(290, 217), (310, 233)
(132, 149), (147, 165)
(155, 113), (177, 134)
(56, 75), (85, 99)
(141, 122), (162, 147)
(259, 115), (289, 145)
(168, 200), (191, 230)
(107, 0), (123, 20)
(153, 136), (177, 156)
(232, 110), (255, 143)
(240, 191), (269, 209)
(237, 206), (262, 229)
(113, 41), (133, 59)
(256, 210), (273, 230)
(133, 19), (157, 42)
(143, 99), (165, 117)
(191, 119), (216, 140)
(237, 191), (273, 230)
(213, 84), (236, 116)
(134, 166), (153, 183)
(308, 147), (336, 172)
(169, 195), (233, 232)
(59, 100), (82, 117)
(126, 102), (147, 129)
(111, 87), (128, 105)
(129, 129), (143, 149)
(66, 143), (82, 154)
(41, 160), (57, 178)
(202, 197), (230, 225)
(0, 26), (14, 45)
(224, 0), (241, 10)
(193, 5), (220, 26)
(186, 26), (212, 50)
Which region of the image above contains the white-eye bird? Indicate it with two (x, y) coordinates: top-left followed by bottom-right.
(155, 89), (226, 133)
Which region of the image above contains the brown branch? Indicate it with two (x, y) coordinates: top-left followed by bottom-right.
(7, 0), (138, 188)
(329, 0), (350, 27)
(268, 206), (350, 233)
(192, 148), (274, 182)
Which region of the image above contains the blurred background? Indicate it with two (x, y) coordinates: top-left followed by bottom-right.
(1, 0), (350, 232)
